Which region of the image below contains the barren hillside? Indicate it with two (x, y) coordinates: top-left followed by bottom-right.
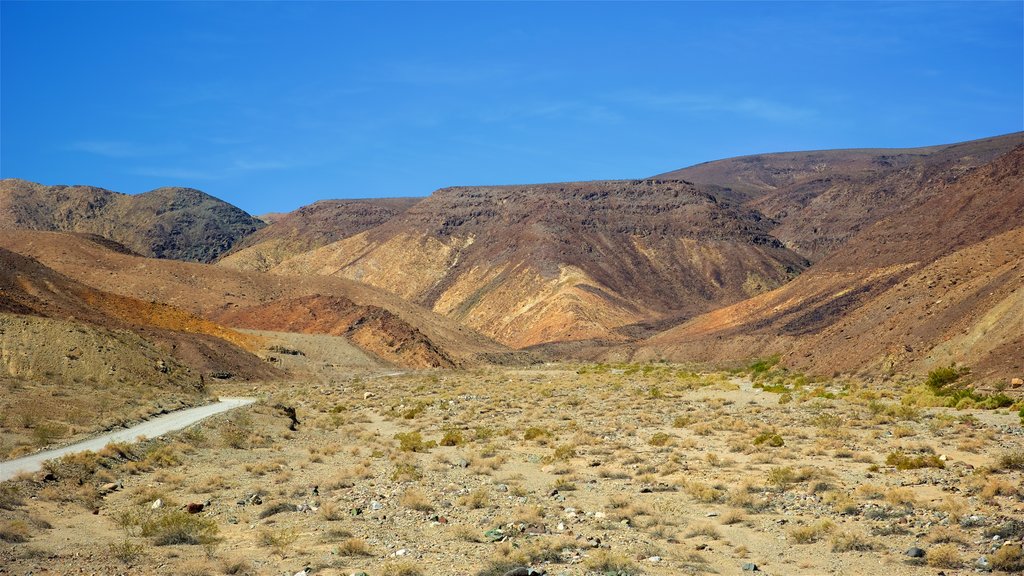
(0, 230), (521, 368)
(0, 179), (264, 262)
(657, 132), (1023, 260)
(272, 180), (809, 347)
(640, 145), (1024, 382)
(219, 198), (420, 271)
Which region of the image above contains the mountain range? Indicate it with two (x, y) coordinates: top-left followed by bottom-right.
(1, 131), (1020, 386)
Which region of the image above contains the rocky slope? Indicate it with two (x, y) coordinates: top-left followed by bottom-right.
(639, 145), (1024, 382)
(657, 132), (1023, 261)
(0, 179), (264, 262)
(0, 230), (521, 368)
(272, 180), (809, 347)
(218, 198), (420, 271)
(0, 247), (279, 382)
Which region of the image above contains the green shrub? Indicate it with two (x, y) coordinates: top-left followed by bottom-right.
(394, 431), (436, 453)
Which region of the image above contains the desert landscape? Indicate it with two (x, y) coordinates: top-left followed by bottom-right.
(1, 131), (1023, 575)
(2, 3), (1022, 574)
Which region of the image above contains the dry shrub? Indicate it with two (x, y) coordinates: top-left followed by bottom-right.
(336, 537), (372, 556)
(400, 488), (434, 512)
(991, 544), (1023, 572)
(788, 519), (835, 544)
(926, 544), (963, 568)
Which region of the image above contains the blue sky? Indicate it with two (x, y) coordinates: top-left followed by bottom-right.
(2, 1), (1021, 215)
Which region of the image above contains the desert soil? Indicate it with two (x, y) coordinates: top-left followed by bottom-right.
(1, 360), (1022, 576)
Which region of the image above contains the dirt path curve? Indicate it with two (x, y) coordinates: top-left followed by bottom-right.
(0, 397), (256, 481)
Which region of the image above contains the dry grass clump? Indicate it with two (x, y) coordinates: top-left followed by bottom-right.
(140, 510), (219, 546)
(335, 537), (372, 556)
(886, 451), (944, 470)
(925, 543), (963, 568)
(997, 449), (1024, 471)
(458, 487), (491, 509)
(990, 544), (1024, 572)
(583, 549), (640, 575)
(0, 519), (31, 543)
(788, 519), (835, 544)
(681, 480), (723, 503)
(685, 523), (721, 539)
(830, 530), (877, 552)
(400, 488), (434, 512)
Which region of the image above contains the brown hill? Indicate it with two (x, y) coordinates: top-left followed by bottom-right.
(218, 197), (420, 271)
(212, 295), (456, 368)
(0, 179), (264, 262)
(639, 145), (1024, 382)
(0, 230), (520, 369)
(271, 180), (809, 347)
(657, 132), (1024, 261)
(0, 247), (280, 382)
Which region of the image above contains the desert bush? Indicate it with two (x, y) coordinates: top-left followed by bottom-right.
(0, 484), (24, 510)
(997, 449), (1024, 471)
(439, 429), (465, 446)
(400, 488), (434, 512)
(394, 431), (436, 452)
(682, 480), (723, 503)
(0, 519), (31, 543)
(546, 444), (577, 462)
(523, 426), (551, 441)
(926, 544), (963, 568)
(458, 487), (490, 509)
(991, 544), (1024, 572)
(788, 519), (834, 544)
(886, 452), (944, 470)
(648, 432), (671, 446)
(140, 510), (219, 546)
(335, 537), (372, 556)
(392, 463), (422, 482)
(108, 538), (145, 563)
(753, 431), (784, 447)
(767, 466), (796, 489)
(257, 528), (296, 554)
(584, 549), (640, 575)
(830, 530), (876, 552)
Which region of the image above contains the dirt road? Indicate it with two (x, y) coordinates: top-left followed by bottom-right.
(0, 397), (256, 481)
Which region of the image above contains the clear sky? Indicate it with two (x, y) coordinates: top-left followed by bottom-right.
(2, 1), (1021, 215)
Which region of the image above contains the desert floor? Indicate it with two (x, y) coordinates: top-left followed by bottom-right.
(2, 357), (1022, 576)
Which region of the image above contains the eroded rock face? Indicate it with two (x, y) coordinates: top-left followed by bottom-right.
(0, 180), (264, 263)
(274, 179), (809, 347)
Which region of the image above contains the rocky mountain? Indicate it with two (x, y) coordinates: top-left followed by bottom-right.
(657, 132), (1023, 261)
(270, 179), (810, 347)
(0, 230), (521, 369)
(218, 197), (420, 271)
(0, 179), (265, 262)
(639, 144), (1024, 382)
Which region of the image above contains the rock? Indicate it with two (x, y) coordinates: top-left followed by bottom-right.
(742, 562), (759, 571)
(906, 547), (926, 558)
(370, 500), (383, 510)
(1010, 377), (1023, 387)
(976, 556), (992, 571)
(502, 568), (546, 576)
(151, 498), (163, 509)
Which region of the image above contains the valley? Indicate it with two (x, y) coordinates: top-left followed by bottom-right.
(1, 134), (1022, 575)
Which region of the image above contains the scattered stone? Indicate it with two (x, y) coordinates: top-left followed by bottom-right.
(151, 498), (163, 509)
(906, 547), (926, 558)
(742, 562), (759, 571)
(976, 556), (992, 572)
